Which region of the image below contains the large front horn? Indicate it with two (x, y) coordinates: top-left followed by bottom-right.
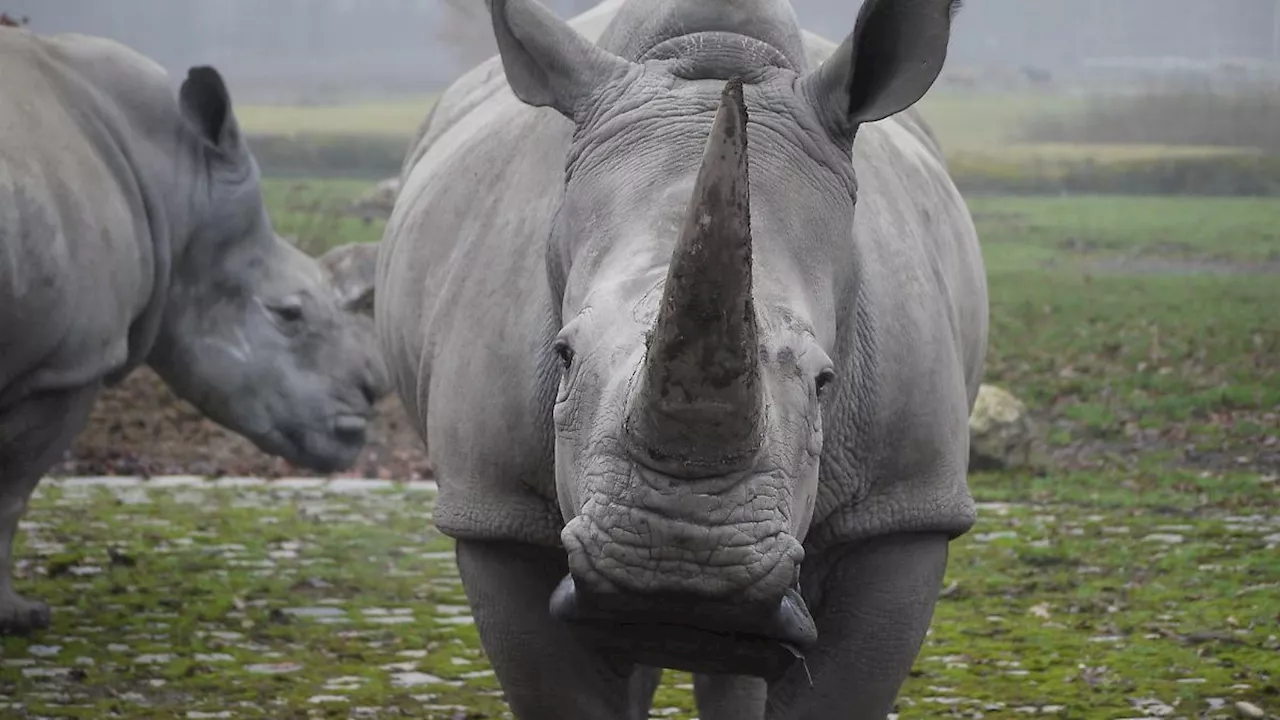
(624, 77), (764, 474)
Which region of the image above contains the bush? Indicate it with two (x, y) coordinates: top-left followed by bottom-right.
(247, 133), (410, 180)
(949, 151), (1280, 197)
(1018, 88), (1280, 153)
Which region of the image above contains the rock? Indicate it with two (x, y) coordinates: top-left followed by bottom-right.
(349, 176), (402, 219)
(1235, 701), (1265, 718)
(968, 384), (1039, 471)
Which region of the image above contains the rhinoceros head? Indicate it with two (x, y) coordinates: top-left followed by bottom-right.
(490, 0), (960, 677)
(144, 67), (385, 474)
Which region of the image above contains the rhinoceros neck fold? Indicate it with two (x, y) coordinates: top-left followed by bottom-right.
(623, 77), (764, 474)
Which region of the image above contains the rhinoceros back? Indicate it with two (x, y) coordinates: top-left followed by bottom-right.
(0, 32), (153, 404)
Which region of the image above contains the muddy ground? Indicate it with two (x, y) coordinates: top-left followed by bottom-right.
(51, 367), (433, 480)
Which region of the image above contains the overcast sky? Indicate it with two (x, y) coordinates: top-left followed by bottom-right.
(7, 1), (1277, 100)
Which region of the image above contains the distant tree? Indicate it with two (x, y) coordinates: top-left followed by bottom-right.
(435, 0), (599, 68)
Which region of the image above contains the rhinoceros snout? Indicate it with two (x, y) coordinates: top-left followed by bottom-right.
(548, 573), (818, 680)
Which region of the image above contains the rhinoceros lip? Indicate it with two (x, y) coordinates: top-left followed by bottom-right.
(548, 574), (817, 680)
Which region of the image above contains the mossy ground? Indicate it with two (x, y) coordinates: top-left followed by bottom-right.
(3, 189), (1276, 718)
(2, 477), (1275, 719)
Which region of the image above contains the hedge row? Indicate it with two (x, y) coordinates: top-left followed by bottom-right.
(248, 133), (1280, 198)
(248, 133), (409, 181)
(1017, 90), (1280, 153)
(948, 152), (1280, 197)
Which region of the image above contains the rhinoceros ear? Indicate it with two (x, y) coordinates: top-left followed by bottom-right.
(799, 0), (962, 138)
(317, 241), (378, 316)
(489, 0), (634, 120)
(179, 65), (245, 157)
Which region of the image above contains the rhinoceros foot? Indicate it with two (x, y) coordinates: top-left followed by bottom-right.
(549, 574), (817, 681)
(0, 589), (51, 636)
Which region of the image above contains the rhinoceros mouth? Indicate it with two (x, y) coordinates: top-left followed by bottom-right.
(548, 574), (817, 680)
(254, 415), (368, 474)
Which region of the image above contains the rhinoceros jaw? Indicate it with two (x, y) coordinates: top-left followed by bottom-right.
(548, 573), (818, 680)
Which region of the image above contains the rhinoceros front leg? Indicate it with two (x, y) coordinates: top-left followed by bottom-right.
(455, 538), (656, 720)
(0, 386), (100, 635)
(764, 532), (950, 720)
(694, 672), (767, 719)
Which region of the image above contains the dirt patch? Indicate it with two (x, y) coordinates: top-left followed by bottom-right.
(49, 368), (433, 480)
(1052, 235), (1280, 275)
(1039, 409), (1280, 476)
(1083, 256), (1280, 276)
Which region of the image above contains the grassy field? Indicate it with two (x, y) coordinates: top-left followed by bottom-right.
(3, 186), (1277, 718)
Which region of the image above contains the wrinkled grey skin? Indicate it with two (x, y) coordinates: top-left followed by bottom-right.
(0, 28), (386, 635)
(378, 0), (988, 717)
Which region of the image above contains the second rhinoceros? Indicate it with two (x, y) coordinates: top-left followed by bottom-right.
(0, 28), (385, 635)
(377, 0), (989, 718)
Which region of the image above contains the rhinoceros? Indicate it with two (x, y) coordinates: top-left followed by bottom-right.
(377, 0), (988, 717)
(0, 29), (385, 634)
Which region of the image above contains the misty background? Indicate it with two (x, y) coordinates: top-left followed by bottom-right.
(8, 0), (1280, 103)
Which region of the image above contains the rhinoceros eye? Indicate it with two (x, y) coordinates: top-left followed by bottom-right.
(266, 297), (304, 325)
(552, 339), (575, 372)
(815, 368), (836, 398)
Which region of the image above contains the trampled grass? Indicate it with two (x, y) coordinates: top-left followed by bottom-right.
(2, 189), (1276, 718)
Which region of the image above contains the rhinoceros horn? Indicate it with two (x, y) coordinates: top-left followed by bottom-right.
(624, 77), (764, 475)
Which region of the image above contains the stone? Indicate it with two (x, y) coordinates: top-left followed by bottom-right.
(349, 176), (402, 219)
(1235, 701), (1265, 718)
(969, 384), (1039, 471)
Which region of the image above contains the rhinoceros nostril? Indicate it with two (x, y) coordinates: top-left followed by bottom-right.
(334, 414), (368, 439)
(359, 379), (379, 407)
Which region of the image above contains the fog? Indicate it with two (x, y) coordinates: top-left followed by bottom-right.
(6, 0), (1278, 103)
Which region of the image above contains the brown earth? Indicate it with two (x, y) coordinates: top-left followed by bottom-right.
(49, 367), (434, 480)
(47, 368), (1277, 480)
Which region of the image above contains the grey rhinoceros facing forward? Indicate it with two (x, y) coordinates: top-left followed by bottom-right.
(377, 0), (988, 717)
(0, 29), (385, 634)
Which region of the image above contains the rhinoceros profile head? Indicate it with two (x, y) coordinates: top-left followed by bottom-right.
(489, 0), (961, 677)
(144, 67), (385, 474)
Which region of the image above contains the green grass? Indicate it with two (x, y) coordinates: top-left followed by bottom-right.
(972, 196), (1280, 466)
(262, 179), (387, 255)
(3, 188), (1275, 718)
